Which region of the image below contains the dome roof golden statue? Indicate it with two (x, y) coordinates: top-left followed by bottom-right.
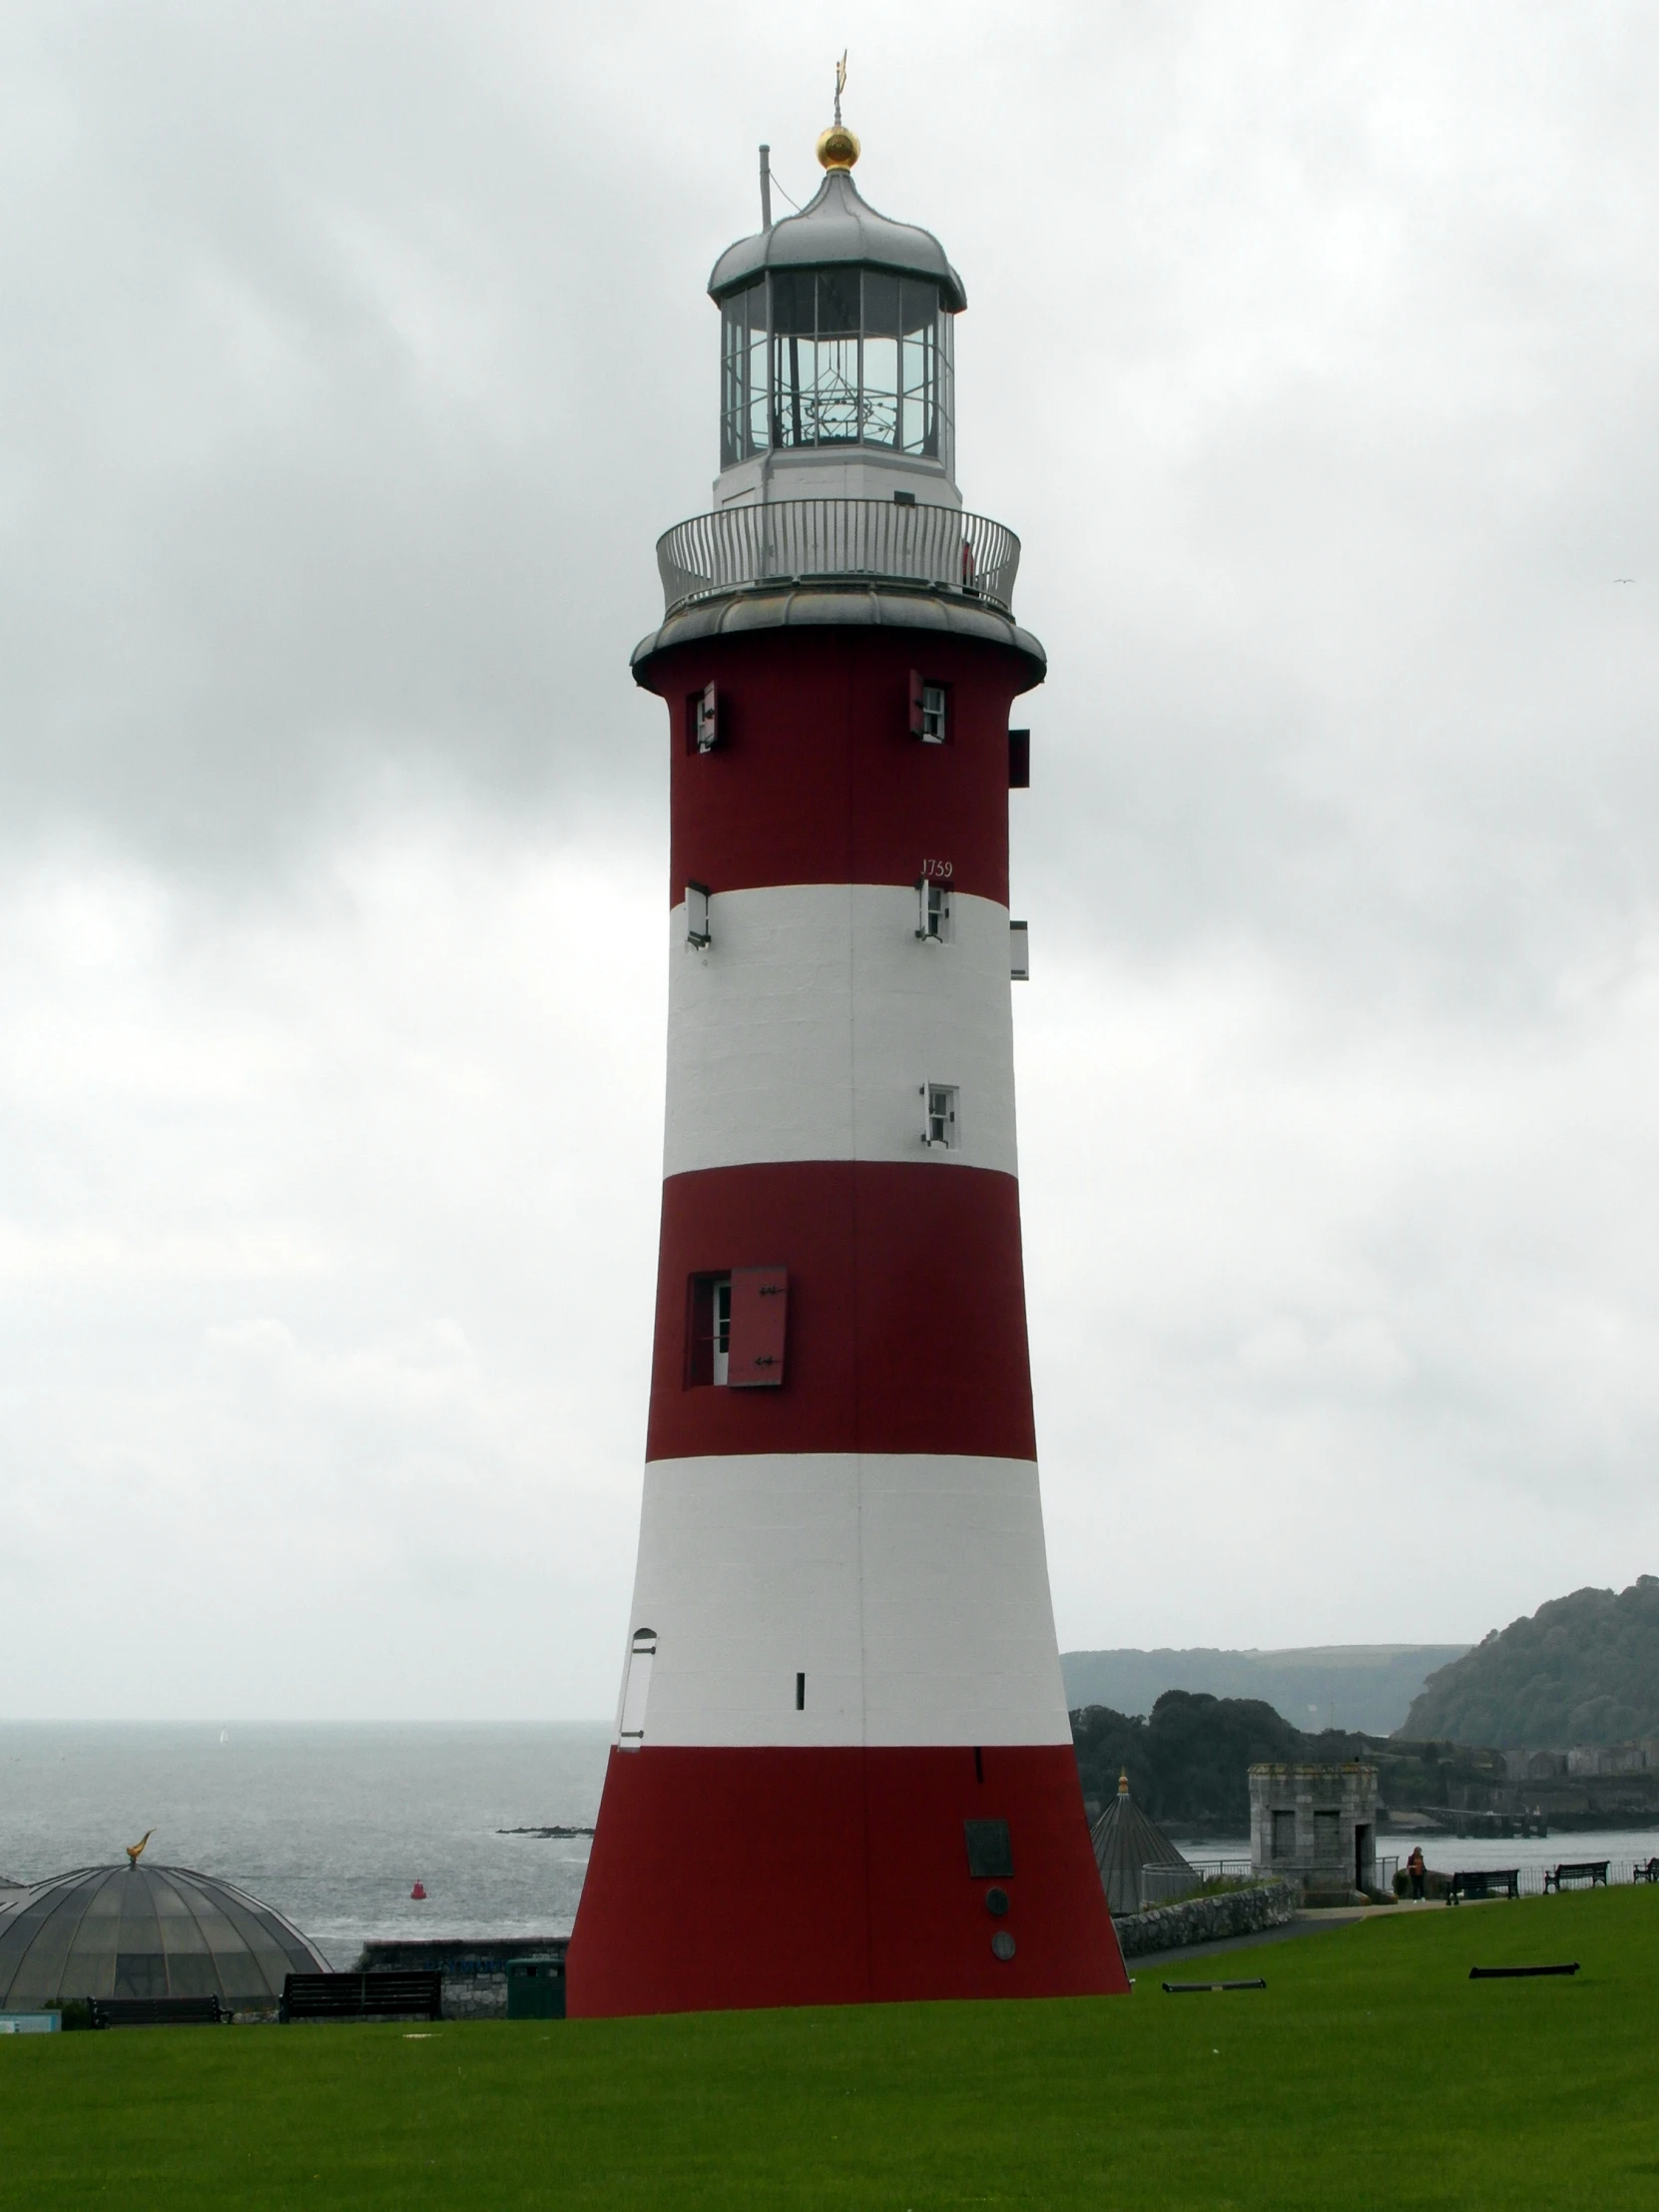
(817, 51), (859, 171)
(816, 123), (859, 172)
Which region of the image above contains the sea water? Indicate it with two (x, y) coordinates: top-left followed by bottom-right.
(1174, 1829), (1659, 1880)
(0, 1723), (611, 1967)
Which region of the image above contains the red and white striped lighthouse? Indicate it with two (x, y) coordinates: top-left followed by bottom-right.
(567, 105), (1128, 2016)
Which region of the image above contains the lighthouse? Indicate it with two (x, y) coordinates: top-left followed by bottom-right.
(566, 99), (1129, 2016)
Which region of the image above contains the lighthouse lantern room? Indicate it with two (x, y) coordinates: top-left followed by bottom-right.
(566, 92), (1129, 2016)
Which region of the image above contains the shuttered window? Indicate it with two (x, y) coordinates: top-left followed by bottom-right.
(687, 1274), (731, 1386)
(688, 682), (720, 753)
(923, 1084), (958, 1149)
(727, 1265), (788, 1386)
(908, 670), (947, 743)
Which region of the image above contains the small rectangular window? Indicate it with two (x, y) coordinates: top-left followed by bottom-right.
(964, 1819), (1013, 1880)
(1272, 1809), (1296, 1860)
(916, 878), (951, 943)
(923, 1083), (958, 1150)
(687, 1273), (732, 1386)
(892, 488), (916, 506)
(1009, 919), (1028, 980)
(727, 1264), (787, 1386)
(795, 1671), (806, 1711)
(688, 682), (720, 754)
(907, 670), (947, 744)
(1008, 729), (1030, 789)
(687, 882), (712, 948)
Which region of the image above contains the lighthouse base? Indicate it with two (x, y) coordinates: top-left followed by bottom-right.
(567, 1742), (1128, 2017)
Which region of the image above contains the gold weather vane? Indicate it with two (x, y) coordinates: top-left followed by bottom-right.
(126, 1828), (155, 1867)
(818, 52), (860, 172)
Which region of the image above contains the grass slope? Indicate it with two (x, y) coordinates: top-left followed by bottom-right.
(3, 1891), (1655, 2209)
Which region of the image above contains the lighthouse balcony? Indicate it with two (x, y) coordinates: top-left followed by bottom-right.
(656, 498), (1021, 618)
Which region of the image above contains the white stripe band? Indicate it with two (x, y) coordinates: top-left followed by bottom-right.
(615, 1452), (1071, 1750)
(665, 883), (1018, 1180)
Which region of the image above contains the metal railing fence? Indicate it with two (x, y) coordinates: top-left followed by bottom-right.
(656, 499), (1021, 617)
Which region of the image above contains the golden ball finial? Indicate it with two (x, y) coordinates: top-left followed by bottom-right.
(817, 122), (859, 172)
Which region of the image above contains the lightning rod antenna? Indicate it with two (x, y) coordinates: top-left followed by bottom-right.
(834, 51), (847, 128)
(759, 143), (772, 230)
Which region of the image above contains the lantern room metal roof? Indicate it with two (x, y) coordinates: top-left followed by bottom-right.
(709, 170), (967, 312)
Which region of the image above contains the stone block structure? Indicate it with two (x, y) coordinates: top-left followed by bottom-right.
(1249, 1763), (1379, 1902)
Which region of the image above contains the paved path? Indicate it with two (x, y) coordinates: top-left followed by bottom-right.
(1126, 1897), (1486, 1976)
(1126, 1910), (1367, 1974)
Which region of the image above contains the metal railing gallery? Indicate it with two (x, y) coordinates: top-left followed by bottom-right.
(656, 499), (1022, 618)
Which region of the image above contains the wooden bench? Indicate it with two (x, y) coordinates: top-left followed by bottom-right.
(280, 1971), (443, 2023)
(89, 1996), (228, 2028)
(1543, 1861), (1608, 1893)
(1445, 1868), (1519, 1905)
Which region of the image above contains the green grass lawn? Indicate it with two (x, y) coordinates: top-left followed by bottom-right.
(3, 1890), (1655, 2209)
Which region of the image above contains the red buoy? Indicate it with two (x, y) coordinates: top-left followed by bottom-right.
(410, 1881), (426, 1900)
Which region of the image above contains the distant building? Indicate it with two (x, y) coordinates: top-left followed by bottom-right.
(1504, 1748), (1568, 1781)
(1250, 1763), (1379, 1901)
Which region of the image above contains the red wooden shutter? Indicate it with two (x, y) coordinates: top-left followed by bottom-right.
(1008, 729), (1030, 789)
(727, 1265), (788, 1386)
(908, 669), (925, 739)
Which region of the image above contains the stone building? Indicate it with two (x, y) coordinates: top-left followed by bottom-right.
(1249, 1763), (1379, 1902)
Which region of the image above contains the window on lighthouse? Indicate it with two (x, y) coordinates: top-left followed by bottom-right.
(924, 1084), (958, 1150)
(917, 879), (952, 944)
(687, 1274), (732, 1385)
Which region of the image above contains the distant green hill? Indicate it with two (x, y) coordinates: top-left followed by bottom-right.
(1060, 1645), (1469, 1737)
(1403, 1577), (1659, 1748)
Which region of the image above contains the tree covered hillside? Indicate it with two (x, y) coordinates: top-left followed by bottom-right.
(1403, 1577), (1659, 1748)
(1072, 1692), (1316, 1830)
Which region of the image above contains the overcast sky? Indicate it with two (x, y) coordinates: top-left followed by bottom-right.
(3, 1), (1657, 1719)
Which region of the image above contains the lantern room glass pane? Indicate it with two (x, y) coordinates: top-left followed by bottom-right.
(720, 281), (766, 466)
(743, 269), (953, 463)
(861, 273), (900, 448)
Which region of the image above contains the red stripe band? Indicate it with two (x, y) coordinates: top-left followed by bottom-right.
(647, 1161), (1037, 1464)
(569, 1742), (1128, 2015)
(644, 629), (1033, 905)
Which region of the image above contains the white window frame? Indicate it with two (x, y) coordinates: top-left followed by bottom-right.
(920, 683), (947, 744)
(695, 682), (720, 753)
(916, 878), (952, 944)
(922, 1082), (958, 1150)
(1009, 918), (1028, 979)
(687, 881), (712, 948)
(712, 1276), (732, 1384)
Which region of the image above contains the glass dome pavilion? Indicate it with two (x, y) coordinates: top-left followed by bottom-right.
(0, 1861), (327, 2012)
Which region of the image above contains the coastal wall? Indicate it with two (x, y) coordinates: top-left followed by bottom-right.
(354, 1937), (567, 2021)
(1113, 1880), (1297, 1958)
